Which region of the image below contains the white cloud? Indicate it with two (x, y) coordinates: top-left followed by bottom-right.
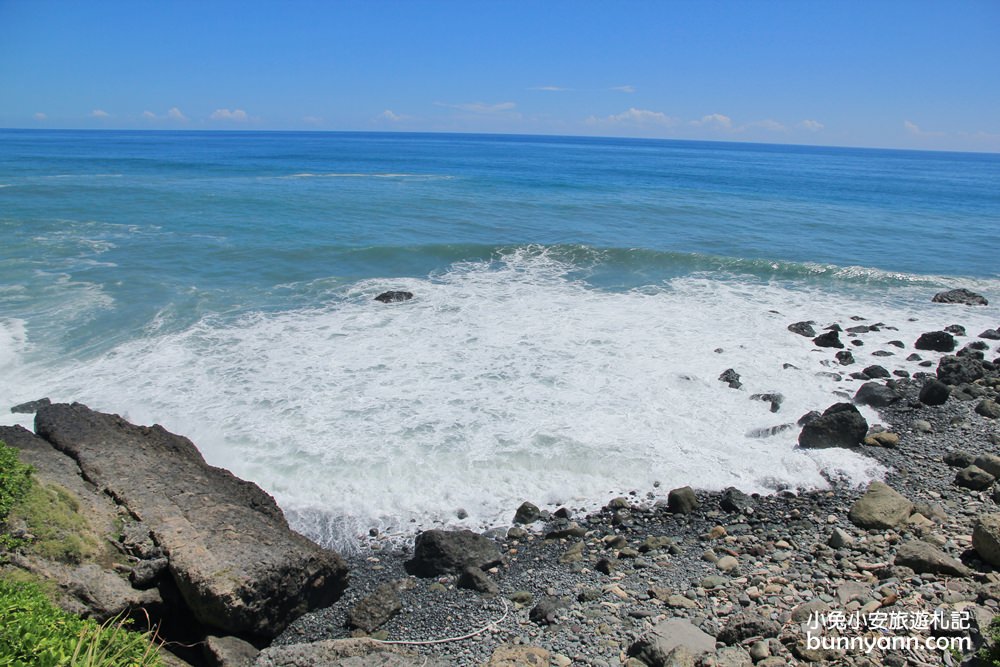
(142, 110), (157, 119)
(800, 119), (824, 132)
(588, 107), (679, 127)
(167, 107), (188, 121)
(530, 85), (570, 92)
(91, 109), (110, 118)
(904, 120), (945, 138)
(33, 112), (47, 121)
(611, 85), (636, 93)
(690, 113), (732, 129)
(377, 109), (405, 122)
(210, 108), (249, 122)
(437, 101), (517, 114)
(302, 115), (324, 125)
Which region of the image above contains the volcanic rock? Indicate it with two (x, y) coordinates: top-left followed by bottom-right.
(937, 355), (986, 385)
(919, 379), (951, 406)
(374, 290), (413, 303)
(932, 288), (988, 306)
(915, 331), (957, 352)
(813, 330), (843, 348)
(788, 321), (816, 337)
(406, 529), (501, 577)
(854, 381), (902, 408)
(797, 403), (868, 449)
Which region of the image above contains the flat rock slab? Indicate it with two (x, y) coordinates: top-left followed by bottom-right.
(34, 403), (348, 638)
(628, 618), (717, 664)
(893, 541), (971, 577)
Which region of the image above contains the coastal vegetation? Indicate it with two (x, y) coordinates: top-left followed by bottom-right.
(0, 440), (163, 666)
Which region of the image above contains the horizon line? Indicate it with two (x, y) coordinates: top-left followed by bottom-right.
(2, 126), (998, 157)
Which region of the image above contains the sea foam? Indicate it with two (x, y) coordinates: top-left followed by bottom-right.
(3, 250), (998, 550)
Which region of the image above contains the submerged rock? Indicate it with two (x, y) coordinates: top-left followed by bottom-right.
(10, 397), (51, 414)
(374, 290), (414, 303)
(788, 321), (816, 337)
(719, 368), (742, 389)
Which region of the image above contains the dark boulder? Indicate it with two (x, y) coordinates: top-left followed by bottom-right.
(719, 368), (742, 389)
(797, 403), (868, 449)
(32, 403), (348, 639)
(514, 501), (541, 524)
(10, 397), (51, 414)
(915, 331), (956, 352)
(854, 381), (902, 408)
(945, 324), (967, 336)
(667, 486), (700, 514)
(750, 392), (783, 413)
(405, 529), (501, 577)
(720, 487), (753, 514)
(835, 350), (855, 365)
(813, 330), (844, 349)
(981, 329), (1000, 340)
(937, 355), (985, 385)
(374, 290), (414, 303)
(457, 566), (499, 595)
(919, 379), (951, 406)
(797, 410), (821, 427)
(863, 365), (890, 379)
(788, 321), (816, 337)
(932, 288), (988, 306)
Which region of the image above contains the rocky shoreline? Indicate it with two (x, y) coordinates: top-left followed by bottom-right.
(3, 287), (1000, 667)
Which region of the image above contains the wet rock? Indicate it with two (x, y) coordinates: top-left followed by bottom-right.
(835, 350), (854, 365)
(10, 397), (51, 414)
(918, 379), (951, 406)
(932, 288), (988, 306)
(750, 393), (784, 413)
(788, 321), (816, 337)
(945, 324), (967, 336)
(981, 329), (1000, 340)
(848, 481), (913, 529)
(719, 368), (742, 389)
(797, 403), (868, 449)
(863, 365), (890, 379)
(406, 529), (501, 577)
(374, 291), (413, 303)
(813, 330), (843, 349)
(514, 501), (540, 524)
(916, 331), (957, 352)
(668, 486), (699, 514)
(854, 381), (902, 408)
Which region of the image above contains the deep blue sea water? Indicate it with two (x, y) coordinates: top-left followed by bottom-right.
(2, 130), (999, 549)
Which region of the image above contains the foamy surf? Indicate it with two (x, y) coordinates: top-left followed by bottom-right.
(4, 250), (997, 551)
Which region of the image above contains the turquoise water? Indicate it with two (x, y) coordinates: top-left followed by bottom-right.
(2, 130), (999, 548)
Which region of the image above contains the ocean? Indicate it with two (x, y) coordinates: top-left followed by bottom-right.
(1, 129), (998, 550)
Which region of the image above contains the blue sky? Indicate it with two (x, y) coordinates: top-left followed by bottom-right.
(1, 0), (998, 152)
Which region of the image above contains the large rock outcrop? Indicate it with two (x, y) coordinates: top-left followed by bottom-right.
(31, 403), (348, 638)
(797, 403), (868, 449)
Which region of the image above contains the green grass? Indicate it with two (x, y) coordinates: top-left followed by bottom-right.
(978, 615), (1000, 665)
(0, 441), (33, 551)
(0, 578), (162, 667)
(12, 482), (100, 564)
